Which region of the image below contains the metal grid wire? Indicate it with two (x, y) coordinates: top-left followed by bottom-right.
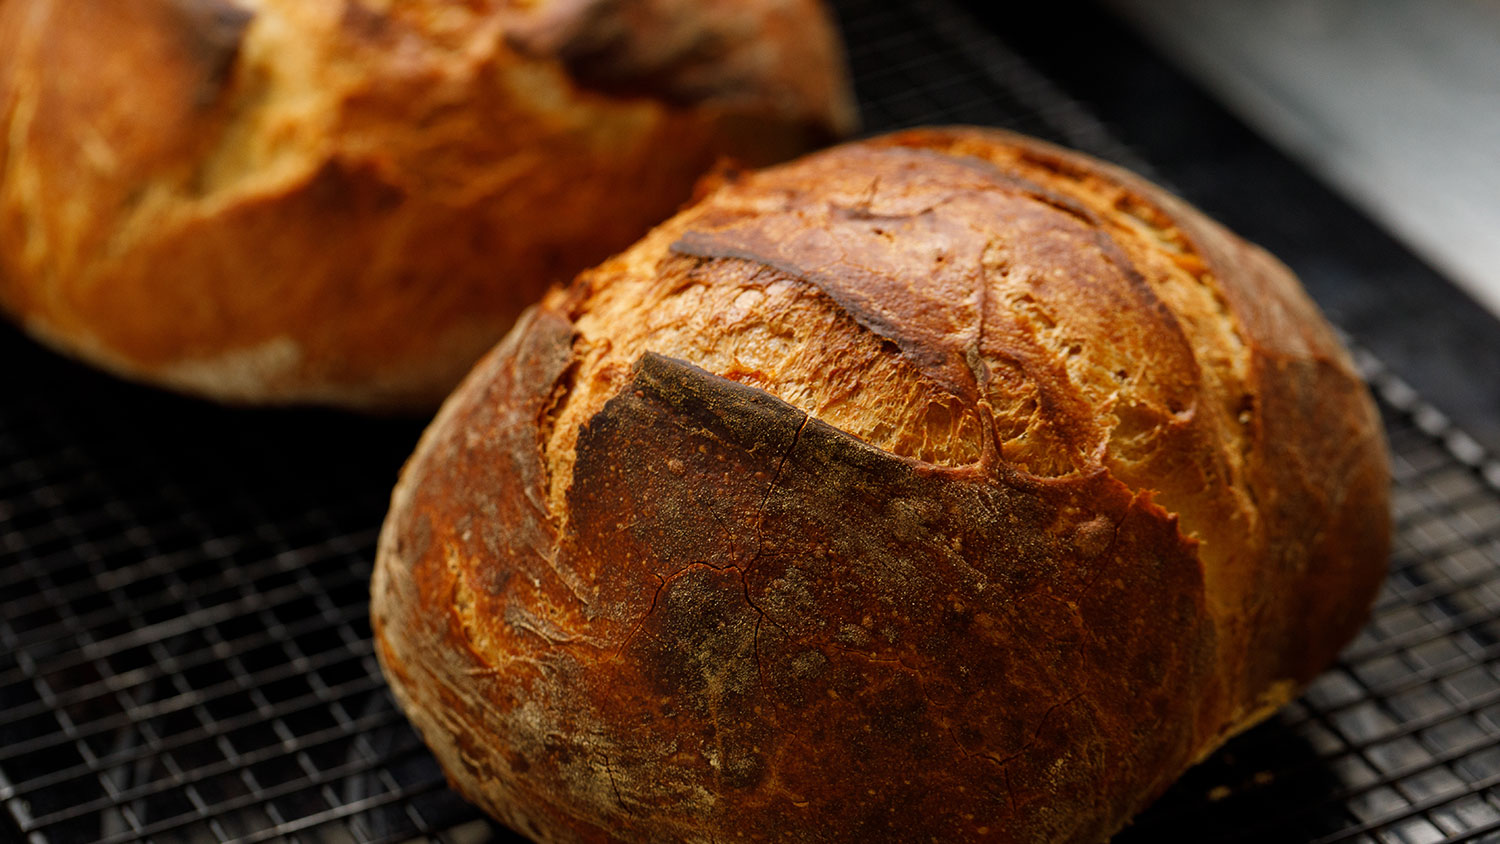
(3, 0), (1500, 841)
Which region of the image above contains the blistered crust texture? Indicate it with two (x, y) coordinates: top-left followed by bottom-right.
(372, 128), (1390, 842)
(0, 0), (854, 409)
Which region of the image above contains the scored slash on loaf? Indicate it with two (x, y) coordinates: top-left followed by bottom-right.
(371, 127), (1390, 843)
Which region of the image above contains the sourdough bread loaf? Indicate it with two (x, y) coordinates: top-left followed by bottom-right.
(0, 0), (854, 409)
(372, 127), (1390, 842)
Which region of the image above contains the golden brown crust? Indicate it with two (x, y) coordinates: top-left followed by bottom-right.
(372, 128), (1390, 842)
(0, 0), (854, 410)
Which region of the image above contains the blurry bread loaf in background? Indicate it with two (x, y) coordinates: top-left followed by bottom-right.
(372, 127), (1390, 843)
(0, 0), (854, 410)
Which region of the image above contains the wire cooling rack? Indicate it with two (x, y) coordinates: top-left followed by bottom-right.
(5, 1), (1500, 842)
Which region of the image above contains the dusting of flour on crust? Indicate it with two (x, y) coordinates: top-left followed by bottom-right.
(159, 335), (303, 401)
